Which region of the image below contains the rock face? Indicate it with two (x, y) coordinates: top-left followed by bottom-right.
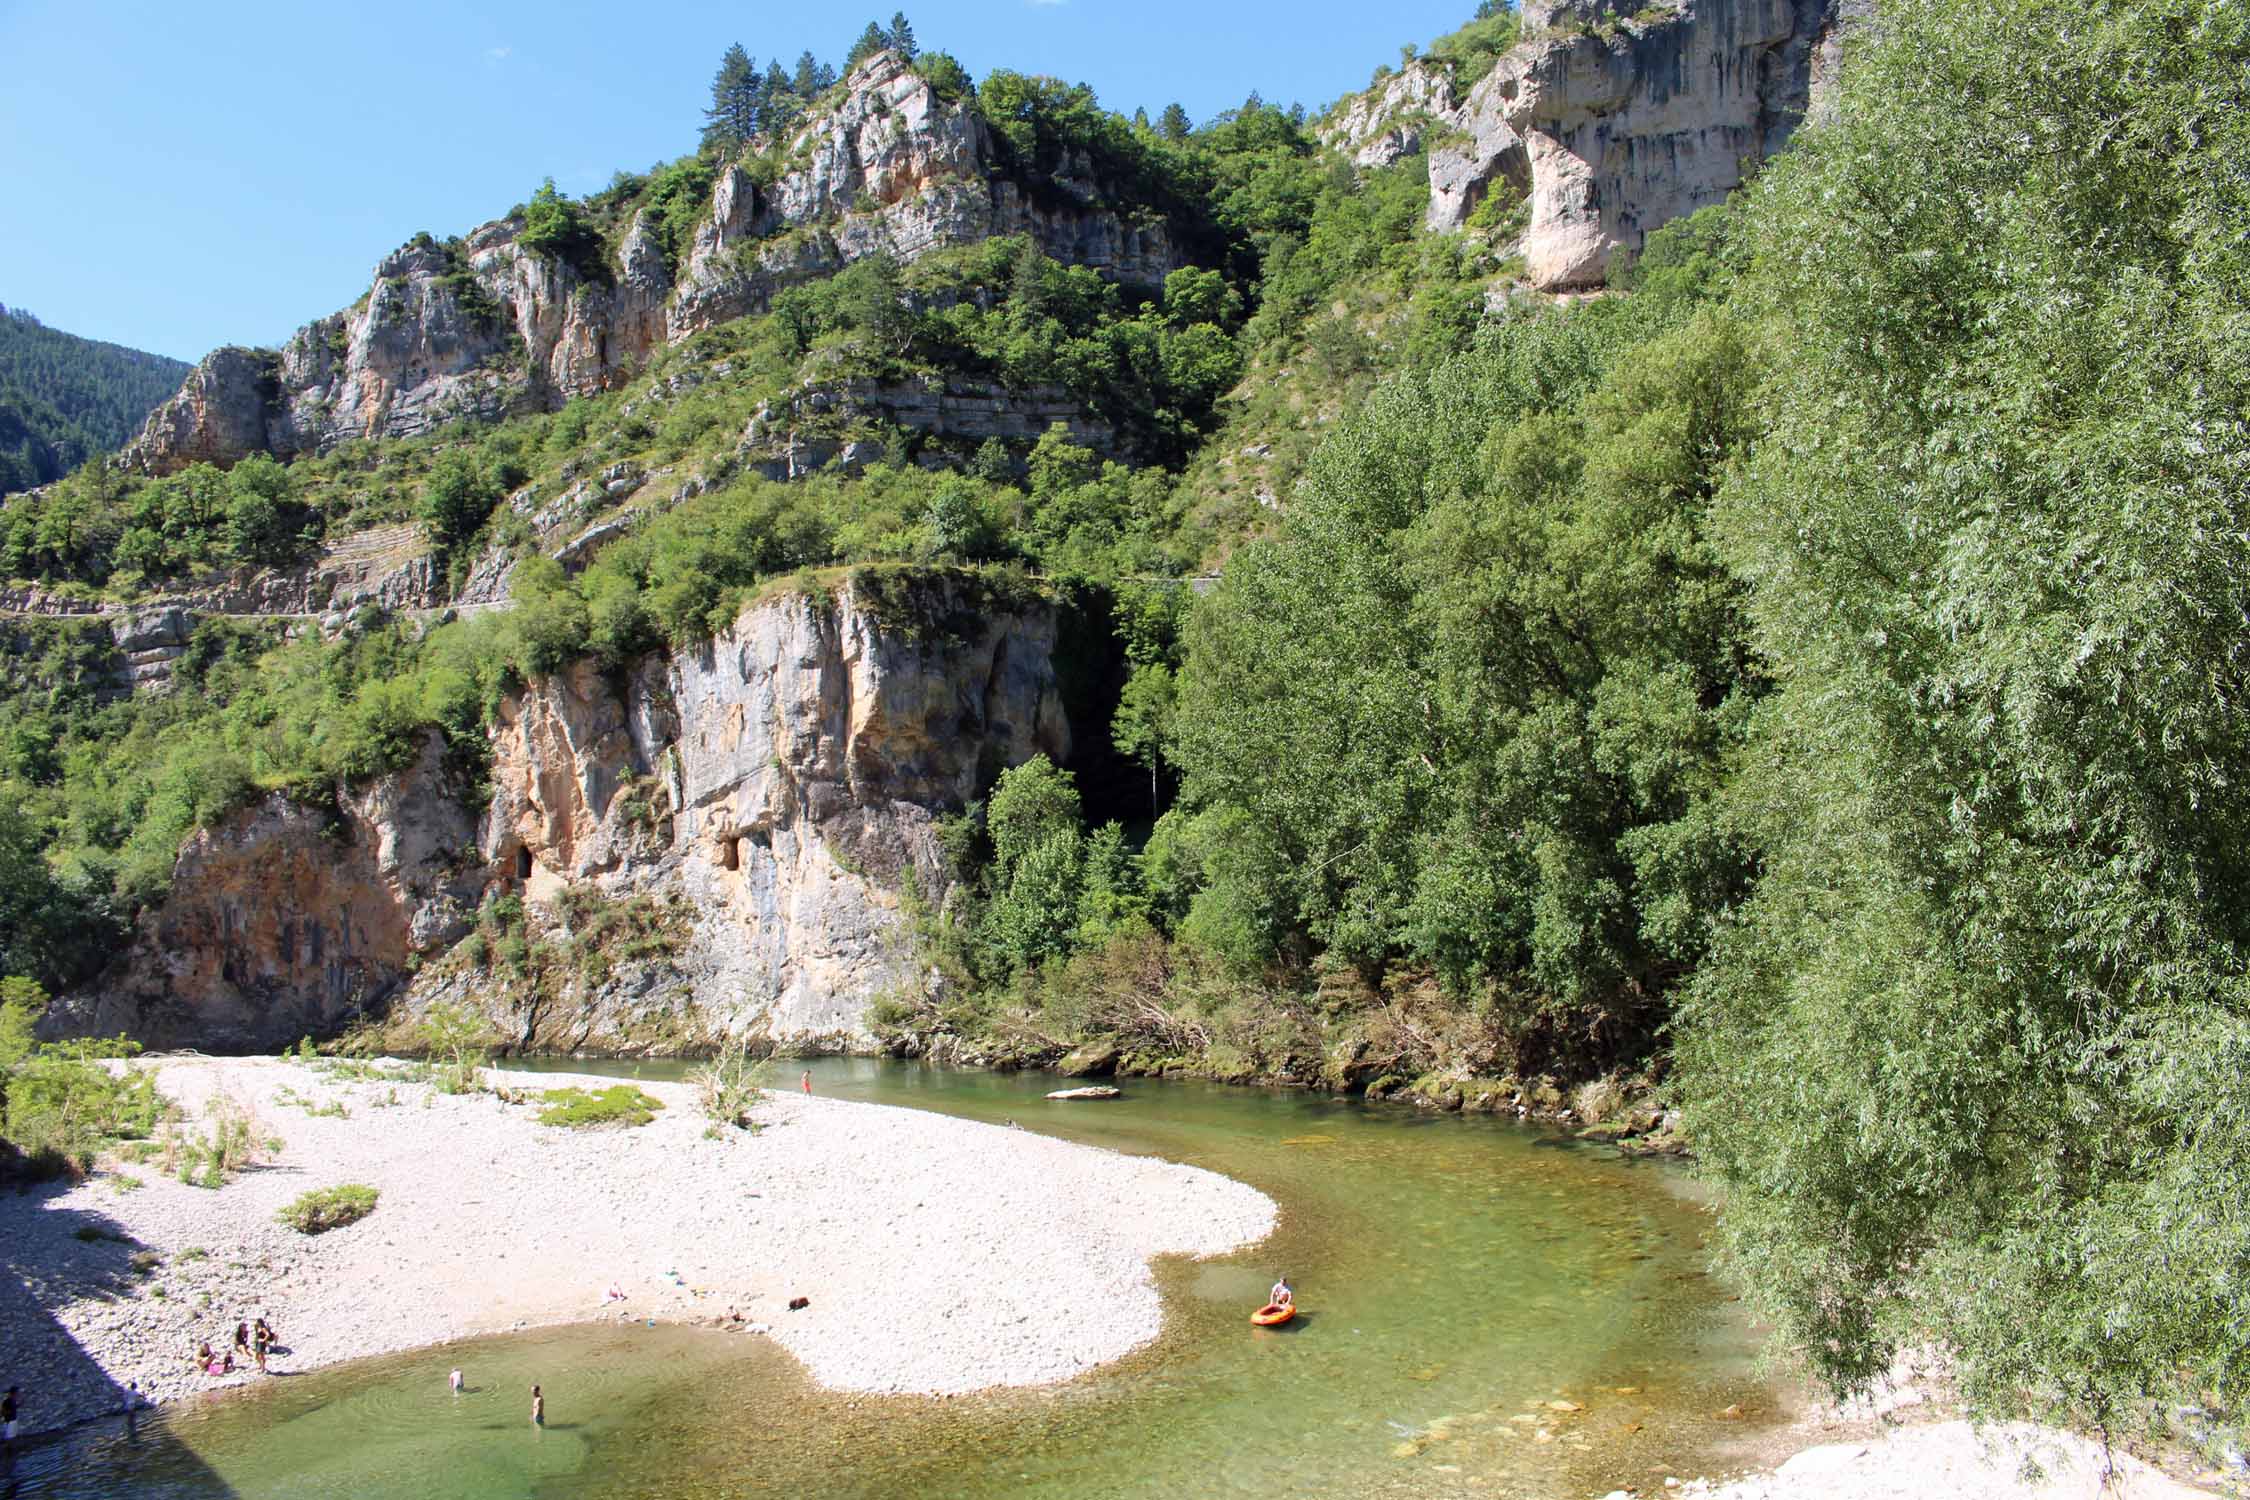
(72, 574), (1070, 1054)
(1410, 0), (1846, 288)
(739, 375), (1115, 479)
(452, 572), (1069, 1051)
(1320, 61), (1461, 169)
(124, 51), (1182, 477)
(58, 734), (480, 1051)
(122, 348), (287, 473)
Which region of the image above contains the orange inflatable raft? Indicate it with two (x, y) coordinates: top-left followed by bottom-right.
(1250, 1302), (1296, 1327)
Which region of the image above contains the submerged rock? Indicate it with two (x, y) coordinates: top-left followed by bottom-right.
(1045, 1086), (1122, 1101)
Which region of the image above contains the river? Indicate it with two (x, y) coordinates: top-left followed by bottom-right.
(10, 1058), (1794, 1498)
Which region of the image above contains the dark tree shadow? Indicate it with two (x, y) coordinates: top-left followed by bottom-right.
(0, 1182), (240, 1497)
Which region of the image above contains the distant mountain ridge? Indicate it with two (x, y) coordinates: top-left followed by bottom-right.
(0, 306), (189, 498)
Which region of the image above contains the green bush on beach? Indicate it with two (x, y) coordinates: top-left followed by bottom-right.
(278, 1183), (379, 1234)
(535, 1084), (664, 1129)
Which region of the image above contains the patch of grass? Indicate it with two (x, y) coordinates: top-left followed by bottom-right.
(277, 1184), (380, 1235)
(166, 1091), (281, 1189)
(692, 1037), (769, 1132)
(73, 1224), (134, 1244)
(535, 1084), (664, 1129)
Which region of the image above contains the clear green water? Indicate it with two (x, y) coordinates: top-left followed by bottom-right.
(8, 1060), (1792, 1499)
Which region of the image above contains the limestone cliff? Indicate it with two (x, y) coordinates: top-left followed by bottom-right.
(1322, 0), (1850, 290)
(123, 51), (1180, 476)
(1321, 61), (1461, 170)
(58, 733), (480, 1050)
(69, 573), (1069, 1054)
(1428, 0), (1846, 288)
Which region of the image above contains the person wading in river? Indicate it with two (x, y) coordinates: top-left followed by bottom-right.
(530, 1384), (544, 1427)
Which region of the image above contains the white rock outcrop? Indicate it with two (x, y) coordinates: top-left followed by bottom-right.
(1427, 0), (1848, 287)
(125, 52), (1179, 476)
(1319, 0), (1852, 290)
(464, 572), (1070, 1049)
(67, 574), (1069, 1053)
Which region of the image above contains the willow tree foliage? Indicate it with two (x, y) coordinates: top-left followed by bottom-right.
(1675, 0), (2250, 1436)
(1170, 242), (1761, 1061)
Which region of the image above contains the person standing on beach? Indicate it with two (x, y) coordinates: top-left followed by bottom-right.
(801, 1069), (811, 1095)
(3, 1384), (20, 1444)
(530, 1385), (544, 1427)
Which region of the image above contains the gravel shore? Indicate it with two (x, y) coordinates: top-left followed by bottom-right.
(1678, 1420), (2216, 1500)
(0, 1057), (1276, 1436)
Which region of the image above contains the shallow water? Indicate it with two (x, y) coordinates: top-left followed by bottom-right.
(8, 1059), (1791, 1499)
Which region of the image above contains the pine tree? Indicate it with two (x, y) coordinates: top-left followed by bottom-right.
(1158, 102), (1192, 142)
(888, 11), (918, 58)
(814, 60), (838, 91)
(847, 21), (889, 69)
(792, 50), (821, 97)
(1132, 106), (1151, 133)
(763, 60), (802, 135)
(702, 44), (761, 153)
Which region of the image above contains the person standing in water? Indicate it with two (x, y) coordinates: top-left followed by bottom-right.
(530, 1384), (544, 1427)
(449, 1369), (463, 1394)
(1269, 1276), (1294, 1308)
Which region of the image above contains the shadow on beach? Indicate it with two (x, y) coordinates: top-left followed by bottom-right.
(0, 1182), (239, 1498)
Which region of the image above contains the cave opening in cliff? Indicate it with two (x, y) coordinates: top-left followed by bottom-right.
(1053, 587), (1168, 834)
(517, 847), (534, 881)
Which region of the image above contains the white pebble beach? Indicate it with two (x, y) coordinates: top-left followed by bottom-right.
(0, 1056), (1277, 1435)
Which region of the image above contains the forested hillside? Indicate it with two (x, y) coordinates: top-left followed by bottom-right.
(3, 0), (2248, 1458)
(0, 307), (188, 498)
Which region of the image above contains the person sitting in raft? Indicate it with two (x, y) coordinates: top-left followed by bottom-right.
(1270, 1277), (1294, 1308)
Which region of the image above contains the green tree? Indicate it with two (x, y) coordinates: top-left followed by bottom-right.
(222, 452), (305, 563)
(1675, 0), (2250, 1440)
(1157, 102), (1191, 142)
(914, 51), (971, 103)
(0, 800), (117, 992)
(517, 179), (606, 280)
(977, 756), (1089, 977)
(1112, 663), (1175, 816)
(702, 44), (762, 153)
(887, 11), (918, 58)
(846, 21), (890, 69)
(1174, 268), (1757, 1019)
(416, 450), (498, 552)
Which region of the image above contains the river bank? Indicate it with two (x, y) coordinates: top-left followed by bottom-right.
(0, 1056), (1275, 1437)
(1685, 1418), (2216, 1499)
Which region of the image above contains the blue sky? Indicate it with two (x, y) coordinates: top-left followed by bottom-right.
(0, 1), (1474, 363)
